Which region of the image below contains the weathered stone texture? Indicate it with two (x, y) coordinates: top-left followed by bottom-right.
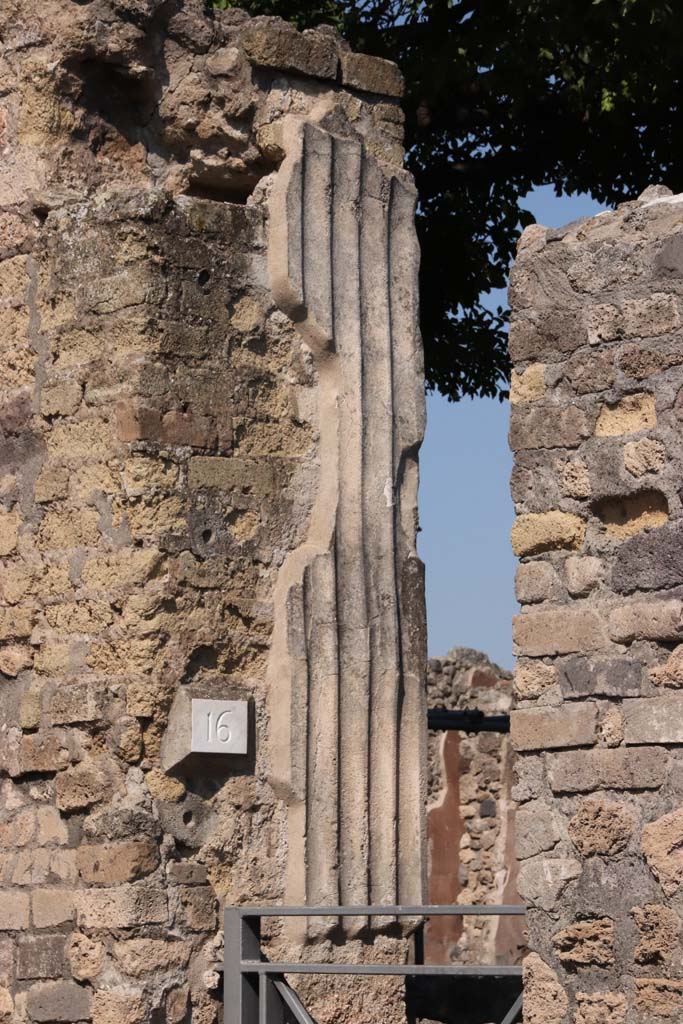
(0, 4), (423, 1023)
(510, 187), (683, 1021)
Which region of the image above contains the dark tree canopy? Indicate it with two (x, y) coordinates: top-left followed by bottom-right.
(215, 0), (683, 401)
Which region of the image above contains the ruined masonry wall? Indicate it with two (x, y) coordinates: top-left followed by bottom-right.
(509, 185), (683, 1024)
(0, 4), (425, 1023)
(426, 648), (524, 968)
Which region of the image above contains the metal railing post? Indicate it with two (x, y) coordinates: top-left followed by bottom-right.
(224, 908), (261, 1024)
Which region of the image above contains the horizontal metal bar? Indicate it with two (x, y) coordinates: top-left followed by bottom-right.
(241, 962), (523, 977)
(234, 905), (526, 918)
(428, 709), (510, 734)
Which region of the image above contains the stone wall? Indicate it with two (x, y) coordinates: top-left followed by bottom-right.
(509, 185), (683, 1022)
(0, 4), (426, 1022)
(426, 648), (524, 969)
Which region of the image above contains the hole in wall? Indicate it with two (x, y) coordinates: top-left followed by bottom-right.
(197, 269), (210, 287)
(182, 810), (193, 826)
(201, 528), (213, 544)
(593, 490), (669, 538)
(184, 176), (261, 205)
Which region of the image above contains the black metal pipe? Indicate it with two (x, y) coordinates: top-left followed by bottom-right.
(427, 709), (510, 734)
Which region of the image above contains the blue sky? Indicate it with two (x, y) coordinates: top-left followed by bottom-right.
(418, 185), (607, 669)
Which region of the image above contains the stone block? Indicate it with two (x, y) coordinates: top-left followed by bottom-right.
(55, 761), (112, 813)
(171, 886), (217, 932)
(522, 954), (568, 1024)
(515, 801), (562, 860)
(31, 890), (74, 928)
(513, 608), (607, 656)
(560, 656), (645, 699)
(564, 555), (604, 596)
(514, 660), (559, 700)
(635, 978), (683, 1016)
(595, 392), (656, 436)
(511, 510), (585, 557)
(17, 935), (65, 980)
(642, 810), (683, 895)
(609, 599), (683, 642)
(508, 305), (586, 361)
(76, 841), (160, 884)
(242, 20), (338, 80)
(74, 885), (167, 929)
(566, 347), (615, 394)
(621, 340), (683, 379)
(511, 704), (597, 752)
(0, 891), (29, 930)
(552, 916), (614, 968)
(613, 523), (683, 593)
(548, 747), (667, 793)
(624, 437), (665, 476)
(517, 857), (582, 911)
(623, 695), (683, 744)
(340, 51), (404, 97)
(510, 402), (592, 450)
(514, 561), (560, 603)
(568, 797), (634, 856)
(67, 933), (104, 981)
(574, 991), (627, 1024)
(650, 646), (683, 687)
(166, 861), (208, 886)
(623, 292), (680, 337)
(26, 980), (91, 1023)
(188, 456), (275, 495)
(113, 938), (191, 976)
(8, 735), (71, 781)
(562, 458), (591, 498)
(91, 987), (148, 1024)
(509, 364), (546, 404)
(632, 903), (681, 965)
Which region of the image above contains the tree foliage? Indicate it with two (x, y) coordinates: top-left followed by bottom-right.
(215, 0), (683, 401)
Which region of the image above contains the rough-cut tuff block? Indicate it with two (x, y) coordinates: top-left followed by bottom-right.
(513, 607), (607, 656)
(547, 747), (668, 793)
(511, 705), (597, 752)
(623, 696), (683, 744)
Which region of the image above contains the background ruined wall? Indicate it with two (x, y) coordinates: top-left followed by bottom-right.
(426, 648), (523, 969)
(0, 4), (424, 1022)
(509, 185), (683, 1023)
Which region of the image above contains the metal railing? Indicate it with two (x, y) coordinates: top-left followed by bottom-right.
(224, 905), (525, 1024)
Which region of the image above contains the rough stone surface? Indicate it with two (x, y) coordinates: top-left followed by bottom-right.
(568, 797), (634, 857)
(510, 191), (683, 1021)
(510, 510), (586, 557)
(643, 810), (683, 896)
(511, 704), (596, 751)
(522, 953), (569, 1024)
(632, 904), (681, 965)
(0, 5), (423, 1023)
(552, 916), (614, 968)
(574, 991), (627, 1024)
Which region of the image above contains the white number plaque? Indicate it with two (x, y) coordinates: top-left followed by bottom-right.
(190, 699), (248, 755)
